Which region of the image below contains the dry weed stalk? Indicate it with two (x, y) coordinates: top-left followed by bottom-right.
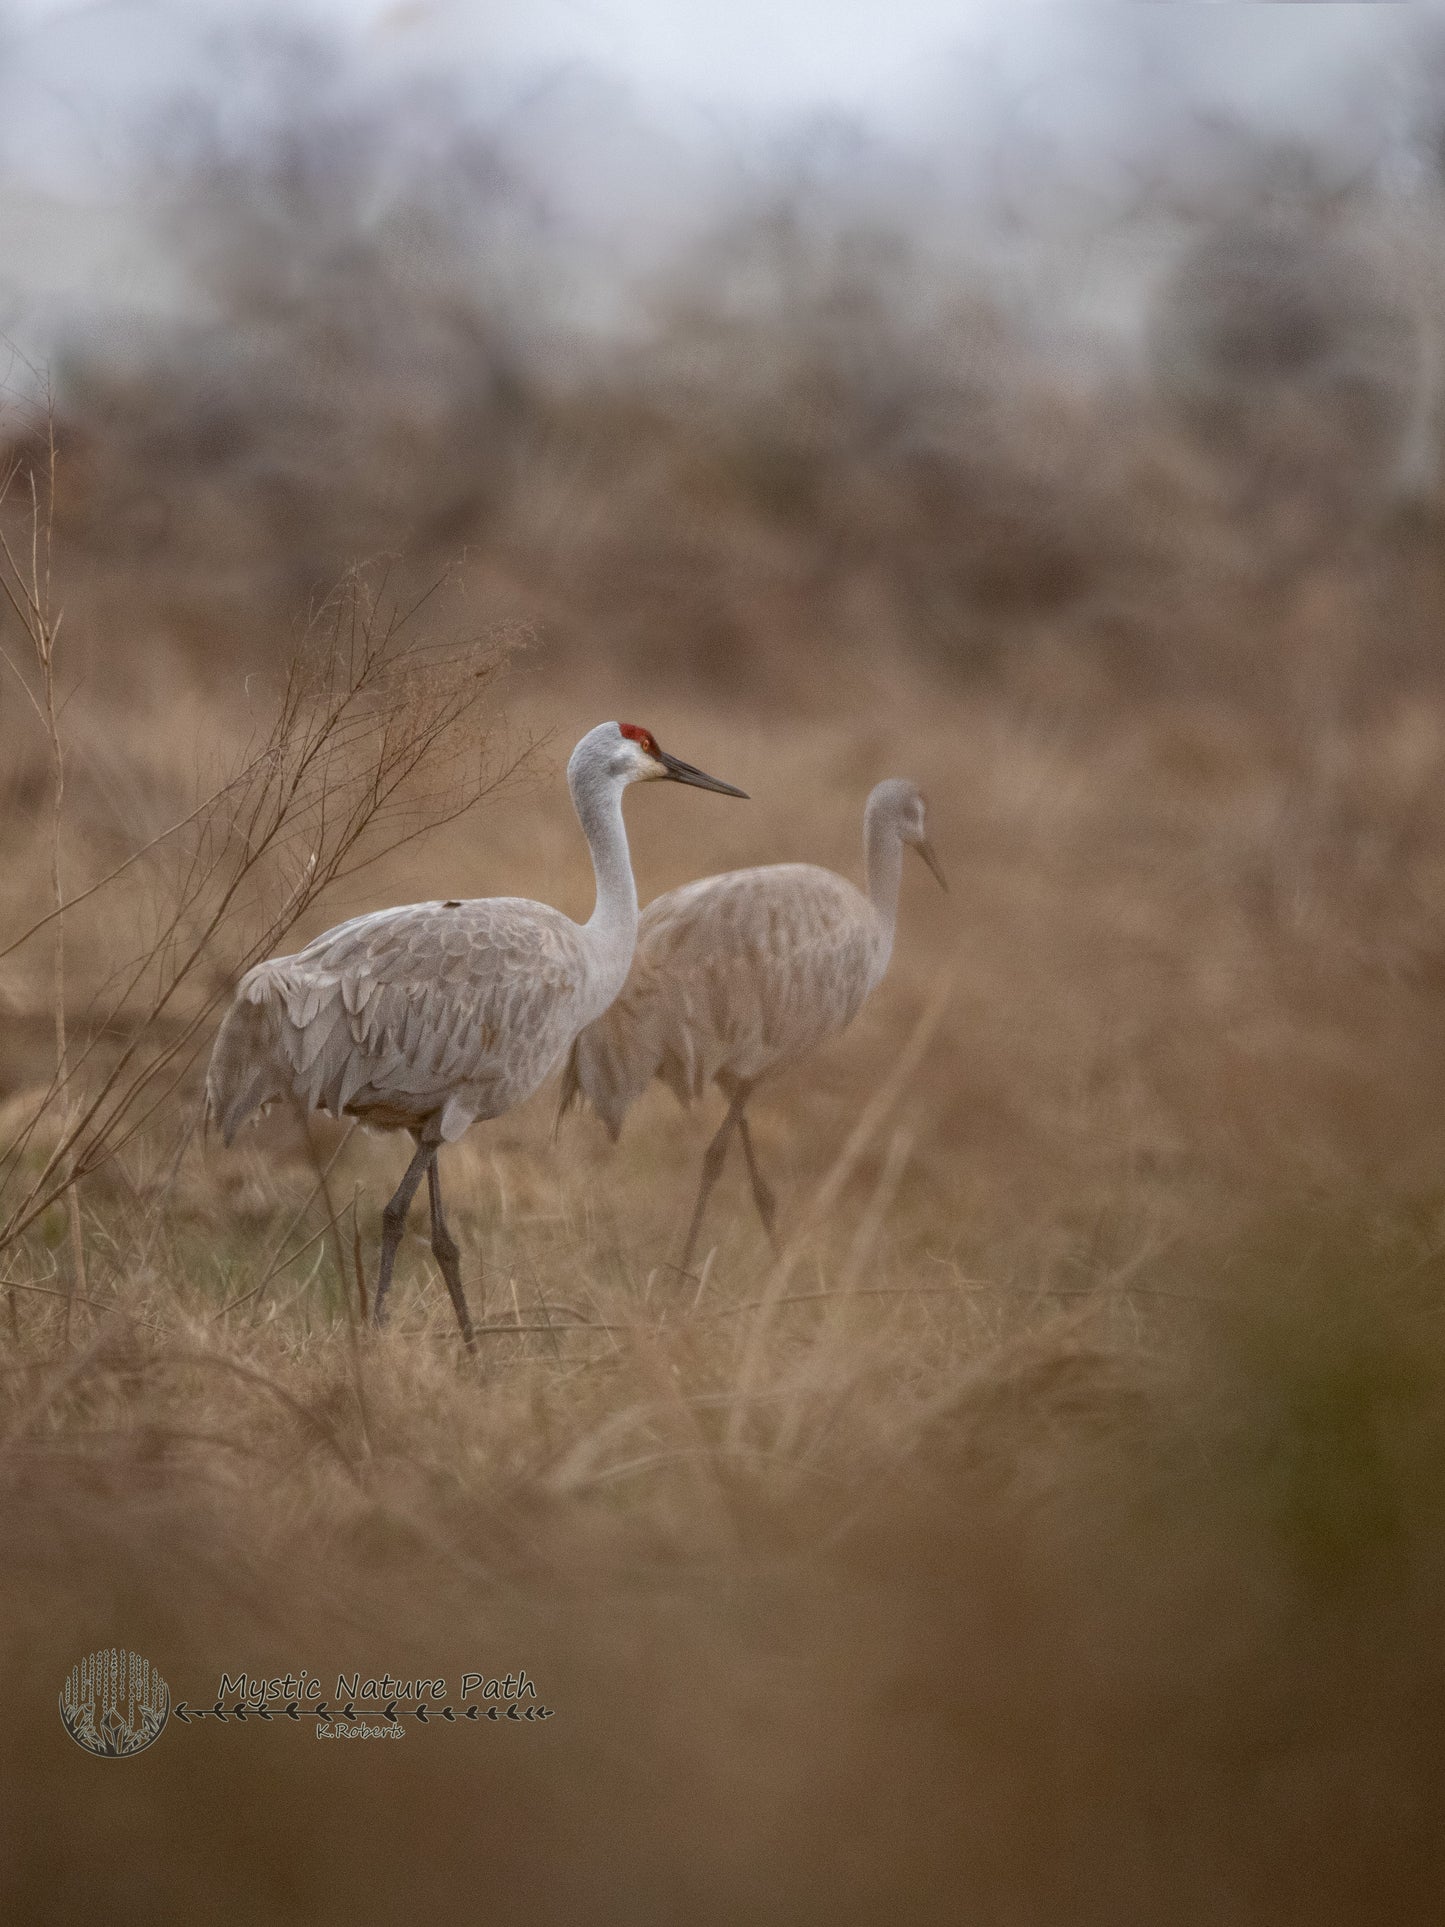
(0, 405), (87, 1328)
(0, 454), (530, 1277)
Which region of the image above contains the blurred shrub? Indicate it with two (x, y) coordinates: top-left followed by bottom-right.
(48, 27), (537, 609)
(11, 28), (1445, 711)
(1150, 210), (1424, 541)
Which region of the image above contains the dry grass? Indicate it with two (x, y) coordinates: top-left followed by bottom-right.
(8, 1228), (1445, 1925)
(5, 627), (1445, 1917)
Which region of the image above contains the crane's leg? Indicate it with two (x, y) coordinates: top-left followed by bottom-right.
(426, 1152), (477, 1355)
(737, 1110), (781, 1255)
(372, 1138), (433, 1328)
(678, 1088), (747, 1278)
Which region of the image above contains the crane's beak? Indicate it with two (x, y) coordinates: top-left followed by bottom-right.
(914, 837), (948, 891)
(657, 748), (749, 798)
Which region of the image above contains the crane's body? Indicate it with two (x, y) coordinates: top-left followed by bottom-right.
(562, 778), (944, 1272)
(209, 896), (611, 1147)
(562, 863), (888, 1137)
(206, 721), (746, 1343)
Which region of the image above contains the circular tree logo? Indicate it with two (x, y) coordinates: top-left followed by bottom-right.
(59, 1650), (170, 1758)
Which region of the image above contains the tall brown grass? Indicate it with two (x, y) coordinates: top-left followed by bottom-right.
(6, 81), (1445, 1911)
(5, 629), (1445, 1916)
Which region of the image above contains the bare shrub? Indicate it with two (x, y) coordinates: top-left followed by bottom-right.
(53, 23), (537, 607)
(0, 451), (528, 1265)
(1151, 211), (1423, 537)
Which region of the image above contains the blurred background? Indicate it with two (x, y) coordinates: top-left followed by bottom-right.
(8, 4), (1445, 1921)
(4, 0), (1445, 699)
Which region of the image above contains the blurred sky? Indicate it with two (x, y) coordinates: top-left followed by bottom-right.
(0, 0), (1436, 358)
(0, 0), (1427, 151)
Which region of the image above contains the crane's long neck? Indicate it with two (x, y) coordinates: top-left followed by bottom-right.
(864, 802), (903, 981)
(571, 764), (638, 1003)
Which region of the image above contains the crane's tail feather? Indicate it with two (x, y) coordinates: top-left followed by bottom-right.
(553, 1041), (585, 1140)
(554, 1034), (626, 1143)
(555, 1010), (662, 1144)
(205, 992), (285, 1148)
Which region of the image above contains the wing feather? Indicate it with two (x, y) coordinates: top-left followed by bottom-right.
(206, 897), (593, 1141)
(563, 864), (885, 1136)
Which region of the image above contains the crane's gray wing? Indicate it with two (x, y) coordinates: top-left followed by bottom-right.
(563, 865), (883, 1133)
(208, 899), (592, 1142)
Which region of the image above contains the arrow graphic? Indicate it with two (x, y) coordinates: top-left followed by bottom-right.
(167, 1697), (557, 1728)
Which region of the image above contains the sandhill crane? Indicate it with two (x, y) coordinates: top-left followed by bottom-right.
(206, 722), (747, 1345)
(561, 777), (944, 1274)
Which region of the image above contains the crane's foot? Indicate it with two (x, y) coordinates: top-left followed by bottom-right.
(433, 1240), (477, 1354)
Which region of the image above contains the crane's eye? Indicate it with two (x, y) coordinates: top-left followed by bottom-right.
(619, 722), (658, 755)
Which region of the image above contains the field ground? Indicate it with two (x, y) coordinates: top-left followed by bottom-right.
(4, 646), (1445, 1921)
